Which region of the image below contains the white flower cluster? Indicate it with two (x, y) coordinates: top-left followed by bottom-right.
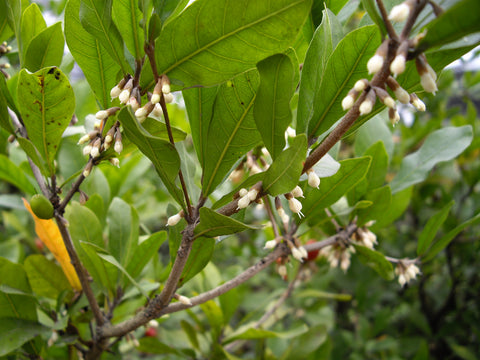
(395, 261), (421, 287)
(351, 226), (378, 249)
(236, 186), (260, 210)
(320, 244), (355, 272)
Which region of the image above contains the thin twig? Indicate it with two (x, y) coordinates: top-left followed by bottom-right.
(376, 0), (399, 41)
(264, 196), (281, 238)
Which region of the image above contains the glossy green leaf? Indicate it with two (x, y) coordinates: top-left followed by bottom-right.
(307, 25), (381, 138)
(118, 107), (185, 208)
(79, 0), (130, 73)
(65, 0), (121, 108)
(0, 318), (47, 357)
(153, 0), (190, 26)
(0, 1), (14, 42)
(0, 67), (19, 117)
(354, 115), (393, 160)
(126, 231), (167, 279)
(224, 327), (278, 344)
(263, 135), (307, 196)
(17, 67), (75, 175)
(297, 9), (343, 134)
(183, 85), (219, 166)
(254, 54), (295, 159)
(0, 154), (35, 194)
(356, 185), (391, 226)
(0, 0), (21, 42)
(390, 126), (473, 193)
(200, 300), (224, 339)
(0, 257), (37, 321)
(180, 320), (200, 350)
(112, 0), (145, 59)
(178, 237), (215, 287)
(352, 244), (394, 280)
(16, 138), (49, 176)
(417, 201), (454, 256)
(423, 212), (480, 262)
(417, 0), (480, 53)
(301, 157), (371, 222)
(155, 0), (312, 88)
(202, 70), (261, 196)
(107, 197), (139, 267)
(360, 0), (386, 37)
(0, 84), (12, 134)
(371, 186), (412, 230)
(24, 255), (71, 299)
(20, 3), (46, 62)
(24, 22), (64, 72)
(137, 337), (180, 355)
(194, 207), (259, 238)
(80, 241), (117, 293)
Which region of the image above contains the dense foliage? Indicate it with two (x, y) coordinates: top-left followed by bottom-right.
(0, 0), (479, 359)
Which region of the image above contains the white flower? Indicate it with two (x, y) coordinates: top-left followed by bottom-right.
(398, 273), (407, 286)
(90, 146), (100, 158)
(354, 79), (368, 92)
(264, 240), (277, 249)
(341, 94), (355, 111)
(109, 158), (120, 168)
(359, 98), (374, 115)
(288, 198), (303, 217)
(389, 3), (410, 22)
(420, 72), (438, 94)
(411, 96), (426, 111)
(114, 140), (123, 154)
(119, 89), (131, 104)
(83, 145), (92, 156)
(291, 247), (304, 261)
(83, 168), (91, 177)
(110, 85), (122, 99)
(394, 87), (410, 104)
(307, 169), (320, 189)
(151, 93), (161, 104)
(383, 96), (396, 109)
(152, 103), (163, 117)
(95, 110), (109, 120)
(148, 320), (159, 328)
(77, 134), (91, 145)
(167, 213), (182, 226)
(278, 264), (287, 278)
(390, 55), (406, 75)
(135, 106), (148, 120)
(291, 186), (304, 198)
(128, 97), (140, 111)
(277, 208), (290, 223)
(367, 54), (384, 74)
(164, 92), (174, 103)
(389, 108), (400, 126)
(162, 84), (171, 94)
(237, 195), (251, 209)
(298, 246), (308, 259)
(177, 295), (192, 306)
(239, 188), (248, 197)
(247, 188), (259, 202)
(286, 126), (296, 138)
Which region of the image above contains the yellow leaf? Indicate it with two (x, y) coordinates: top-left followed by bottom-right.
(23, 198), (82, 290)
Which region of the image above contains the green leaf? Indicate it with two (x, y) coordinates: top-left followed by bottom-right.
(79, 241), (117, 293)
(0, 63), (20, 117)
(1, 0), (21, 44)
(0, 318), (47, 357)
(112, 0), (145, 59)
(126, 231), (167, 279)
(0, 1), (14, 42)
(0, 83), (13, 134)
(200, 300), (224, 340)
(297, 9), (343, 134)
(137, 337), (180, 355)
(352, 244), (394, 280)
(356, 185), (391, 226)
(0, 257), (37, 321)
(0, 154), (35, 194)
(155, 0), (313, 88)
(194, 207), (259, 238)
(65, 0), (121, 108)
(224, 327), (278, 344)
(16, 138), (49, 177)
(20, 3), (46, 62)
(372, 186), (412, 230)
(180, 320), (200, 350)
(417, 0), (480, 53)
(17, 67), (75, 175)
(153, 0), (190, 25)
(178, 237), (215, 287)
(301, 157), (371, 222)
(417, 201), (454, 256)
(202, 70), (261, 196)
(182, 85), (218, 166)
(24, 22), (64, 72)
(254, 53), (295, 159)
(107, 197), (139, 267)
(423, 212), (480, 262)
(79, 0), (130, 73)
(360, 0), (386, 37)
(24, 255), (71, 299)
(307, 25), (381, 138)
(96, 252), (148, 297)
(390, 126), (473, 193)
(118, 107), (185, 208)
(263, 135), (307, 196)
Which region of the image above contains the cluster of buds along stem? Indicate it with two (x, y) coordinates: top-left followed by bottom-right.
(395, 260), (421, 287)
(351, 224), (378, 249)
(0, 42), (12, 75)
(275, 196), (290, 225)
(167, 209), (185, 226)
(235, 183), (262, 210)
(284, 192), (303, 218)
(320, 243), (355, 272)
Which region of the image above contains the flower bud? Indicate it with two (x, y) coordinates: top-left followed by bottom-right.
(286, 126), (296, 138)
(247, 188), (259, 202)
(389, 2), (410, 22)
(83, 144), (93, 156)
(367, 54), (384, 75)
(164, 92), (174, 104)
(307, 169), (320, 189)
(135, 106), (149, 120)
(114, 140), (123, 154)
(177, 295), (192, 306)
(416, 56), (437, 94)
(389, 107), (400, 126)
(83, 162), (93, 178)
(128, 96), (140, 111)
(110, 85), (122, 99)
(287, 197), (303, 217)
(152, 103), (163, 117)
(341, 94), (355, 111)
(278, 264), (287, 278)
(264, 240), (278, 249)
(239, 188), (248, 197)
(374, 87), (396, 108)
(390, 55), (406, 75)
(148, 320), (159, 328)
(90, 146), (100, 158)
(167, 211), (184, 226)
(277, 207), (290, 223)
(354, 79), (369, 92)
(109, 158), (120, 167)
(95, 110), (109, 120)
(291, 185), (304, 198)
(162, 83), (171, 94)
(410, 93), (426, 111)
(119, 89), (131, 104)
(237, 195), (250, 209)
(291, 247), (304, 262)
(359, 99), (374, 115)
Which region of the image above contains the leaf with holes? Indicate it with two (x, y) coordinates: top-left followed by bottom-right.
(17, 67), (75, 175)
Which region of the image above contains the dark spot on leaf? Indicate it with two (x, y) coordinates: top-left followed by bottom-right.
(55, 71), (60, 80)
(57, 122), (61, 126)
(33, 100), (42, 112)
(241, 102), (244, 105)
(47, 68), (55, 75)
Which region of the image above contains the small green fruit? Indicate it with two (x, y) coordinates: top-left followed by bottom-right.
(30, 194), (54, 220)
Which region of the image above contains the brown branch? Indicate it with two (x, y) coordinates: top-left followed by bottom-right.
(376, 0), (398, 41)
(400, 0), (429, 40)
(57, 167), (88, 214)
(264, 196), (281, 238)
(54, 214), (105, 326)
